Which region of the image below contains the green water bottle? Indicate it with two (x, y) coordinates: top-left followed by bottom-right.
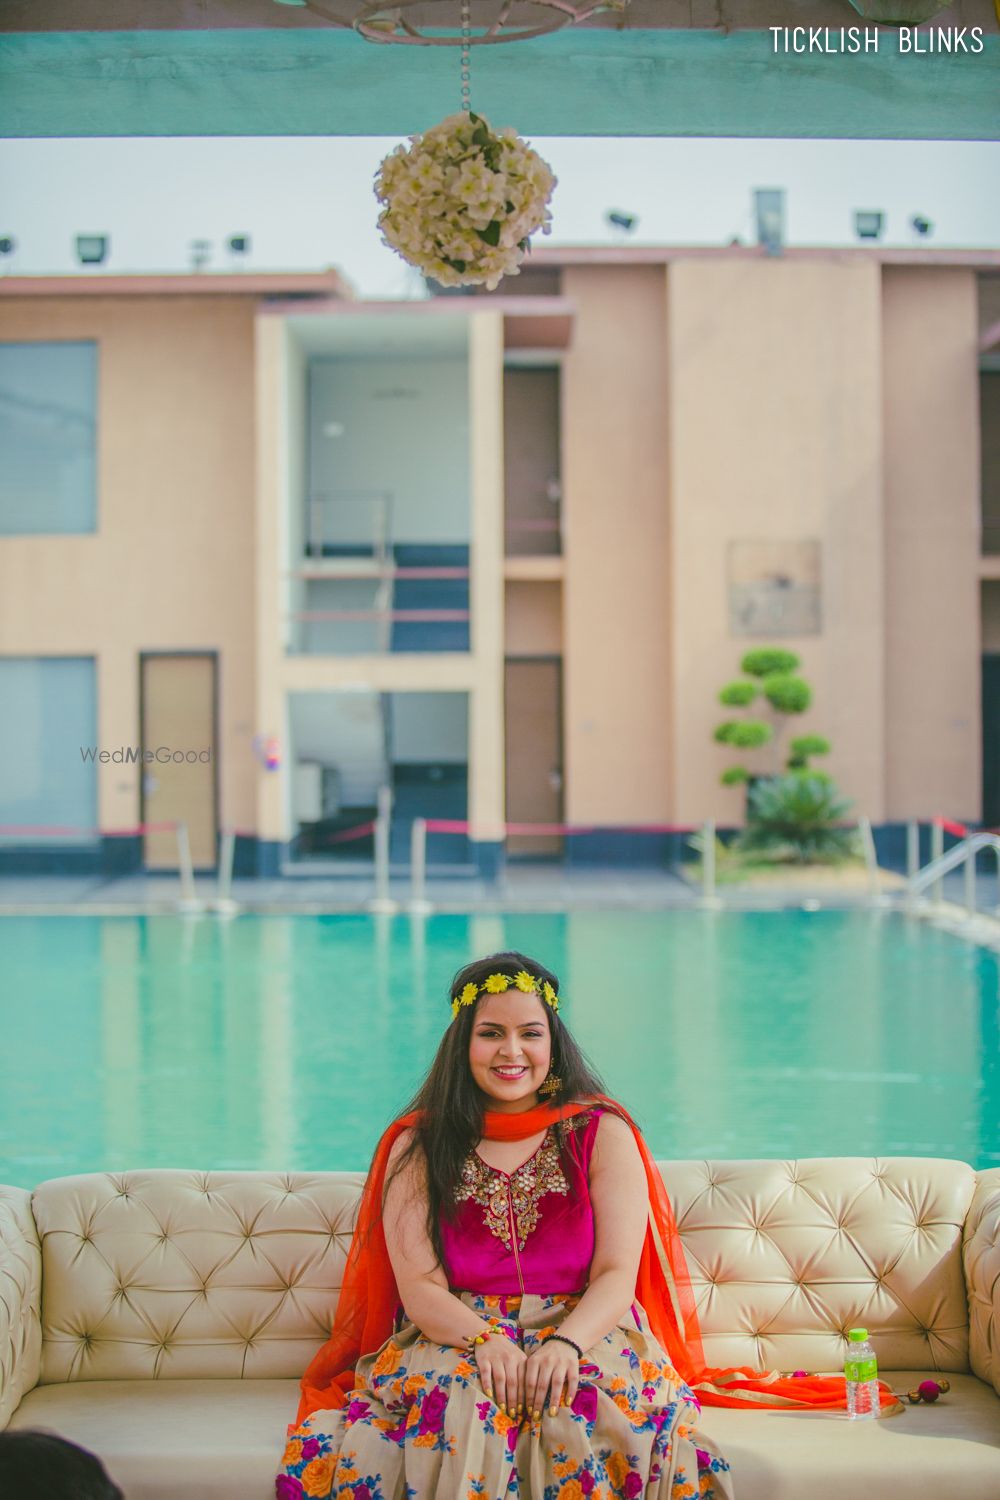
(845, 1327), (879, 1419)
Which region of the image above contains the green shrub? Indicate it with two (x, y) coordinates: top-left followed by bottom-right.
(762, 674), (812, 714)
(741, 648), (800, 678)
(720, 766), (751, 786)
(726, 720), (773, 749)
(790, 734), (830, 758)
(736, 775), (857, 864)
(718, 680), (757, 707)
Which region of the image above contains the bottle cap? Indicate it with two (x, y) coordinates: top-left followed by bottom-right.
(848, 1328), (868, 1341)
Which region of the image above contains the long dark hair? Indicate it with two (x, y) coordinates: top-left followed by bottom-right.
(386, 951), (607, 1267)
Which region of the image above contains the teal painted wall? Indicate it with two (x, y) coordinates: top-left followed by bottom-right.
(1, 29), (997, 140)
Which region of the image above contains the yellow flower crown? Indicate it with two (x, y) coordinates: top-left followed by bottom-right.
(451, 970), (560, 1019)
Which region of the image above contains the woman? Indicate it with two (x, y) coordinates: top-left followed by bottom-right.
(279, 951), (860, 1500)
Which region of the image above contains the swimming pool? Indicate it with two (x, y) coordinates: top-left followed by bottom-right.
(1, 909), (996, 1189)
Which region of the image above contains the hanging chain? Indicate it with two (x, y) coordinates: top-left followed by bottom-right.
(460, 0), (471, 111)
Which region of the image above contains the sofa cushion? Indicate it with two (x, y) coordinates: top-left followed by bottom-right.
(8, 1378), (295, 1500)
(660, 1157), (977, 1375)
(9, 1372), (1000, 1500)
(31, 1172), (364, 1384)
(698, 1370), (1000, 1500)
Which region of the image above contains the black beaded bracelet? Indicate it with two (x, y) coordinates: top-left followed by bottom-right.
(543, 1333), (582, 1359)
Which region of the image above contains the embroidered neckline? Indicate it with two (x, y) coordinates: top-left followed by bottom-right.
(472, 1134), (548, 1179)
(456, 1110), (593, 1251)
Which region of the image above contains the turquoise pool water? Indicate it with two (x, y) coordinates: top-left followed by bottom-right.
(1, 910), (997, 1189)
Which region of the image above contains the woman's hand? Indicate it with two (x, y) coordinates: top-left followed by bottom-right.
(524, 1337), (579, 1419)
(475, 1331), (527, 1418)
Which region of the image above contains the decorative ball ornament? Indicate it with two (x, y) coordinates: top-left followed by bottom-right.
(374, 111), (556, 289)
(905, 1379), (949, 1405)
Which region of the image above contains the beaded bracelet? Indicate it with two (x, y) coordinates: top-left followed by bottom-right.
(542, 1333), (582, 1359)
(463, 1317), (507, 1357)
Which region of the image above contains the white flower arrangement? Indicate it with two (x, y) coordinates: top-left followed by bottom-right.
(374, 111), (557, 290)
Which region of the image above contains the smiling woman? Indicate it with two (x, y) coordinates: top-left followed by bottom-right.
(279, 950), (737, 1499)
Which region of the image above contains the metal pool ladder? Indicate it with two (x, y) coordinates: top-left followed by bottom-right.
(906, 831), (1000, 920)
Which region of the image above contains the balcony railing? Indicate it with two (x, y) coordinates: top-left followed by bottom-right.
(306, 491), (393, 562)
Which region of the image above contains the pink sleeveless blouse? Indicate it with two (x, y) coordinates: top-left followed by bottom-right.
(440, 1107), (605, 1295)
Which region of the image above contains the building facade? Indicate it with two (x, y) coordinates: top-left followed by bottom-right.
(0, 248), (995, 878)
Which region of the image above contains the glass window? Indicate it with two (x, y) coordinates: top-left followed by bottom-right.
(0, 657), (98, 845)
(0, 341), (97, 534)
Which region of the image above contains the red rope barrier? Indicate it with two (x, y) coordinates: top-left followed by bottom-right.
(932, 816), (970, 838)
(321, 821), (377, 845)
(0, 822), (178, 838)
(292, 609), (470, 623)
(422, 819), (700, 837)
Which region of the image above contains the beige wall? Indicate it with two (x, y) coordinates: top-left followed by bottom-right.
(562, 266), (671, 823)
(666, 258), (885, 822)
(0, 297), (258, 838)
(505, 581), (562, 657)
(883, 268), (981, 820)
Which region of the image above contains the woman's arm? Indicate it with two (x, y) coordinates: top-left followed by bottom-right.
(524, 1111), (648, 1416)
(382, 1131), (489, 1347)
(383, 1130), (528, 1414)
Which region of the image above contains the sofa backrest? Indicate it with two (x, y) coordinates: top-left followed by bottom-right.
(31, 1158), (977, 1384)
(33, 1171), (363, 1384)
(660, 1157), (976, 1377)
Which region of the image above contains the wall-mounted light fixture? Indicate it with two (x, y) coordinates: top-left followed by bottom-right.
(910, 215), (933, 237)
(854, 211), (884, 241)
(75, 234), (109, 265)
(754, 189), (785, 257)
(606, 210), (638, 234)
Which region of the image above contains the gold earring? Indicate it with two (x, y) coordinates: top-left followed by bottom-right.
(538, 1071), (562, 1096)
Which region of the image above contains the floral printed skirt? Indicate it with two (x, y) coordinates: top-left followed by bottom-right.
(278, 1292), (733, 1500)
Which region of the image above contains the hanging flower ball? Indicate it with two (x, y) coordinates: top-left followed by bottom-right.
(374, 111), (557, 291)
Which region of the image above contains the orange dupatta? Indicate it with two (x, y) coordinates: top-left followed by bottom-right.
(297, 1095), (900, 1422)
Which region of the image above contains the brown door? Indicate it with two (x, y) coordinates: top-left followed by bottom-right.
(504, 658), (563, 858)
(140, 654), (218, 871)
(503, 368), (561, 557)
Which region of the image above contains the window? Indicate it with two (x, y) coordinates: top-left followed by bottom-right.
(0, 657), (98, 844)
(0, 341), (97, 534)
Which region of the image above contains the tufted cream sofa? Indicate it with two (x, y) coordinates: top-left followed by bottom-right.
(1, 1159), (999, 1500)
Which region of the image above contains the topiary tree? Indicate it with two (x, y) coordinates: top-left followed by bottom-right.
(713, 649), (831, 787)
